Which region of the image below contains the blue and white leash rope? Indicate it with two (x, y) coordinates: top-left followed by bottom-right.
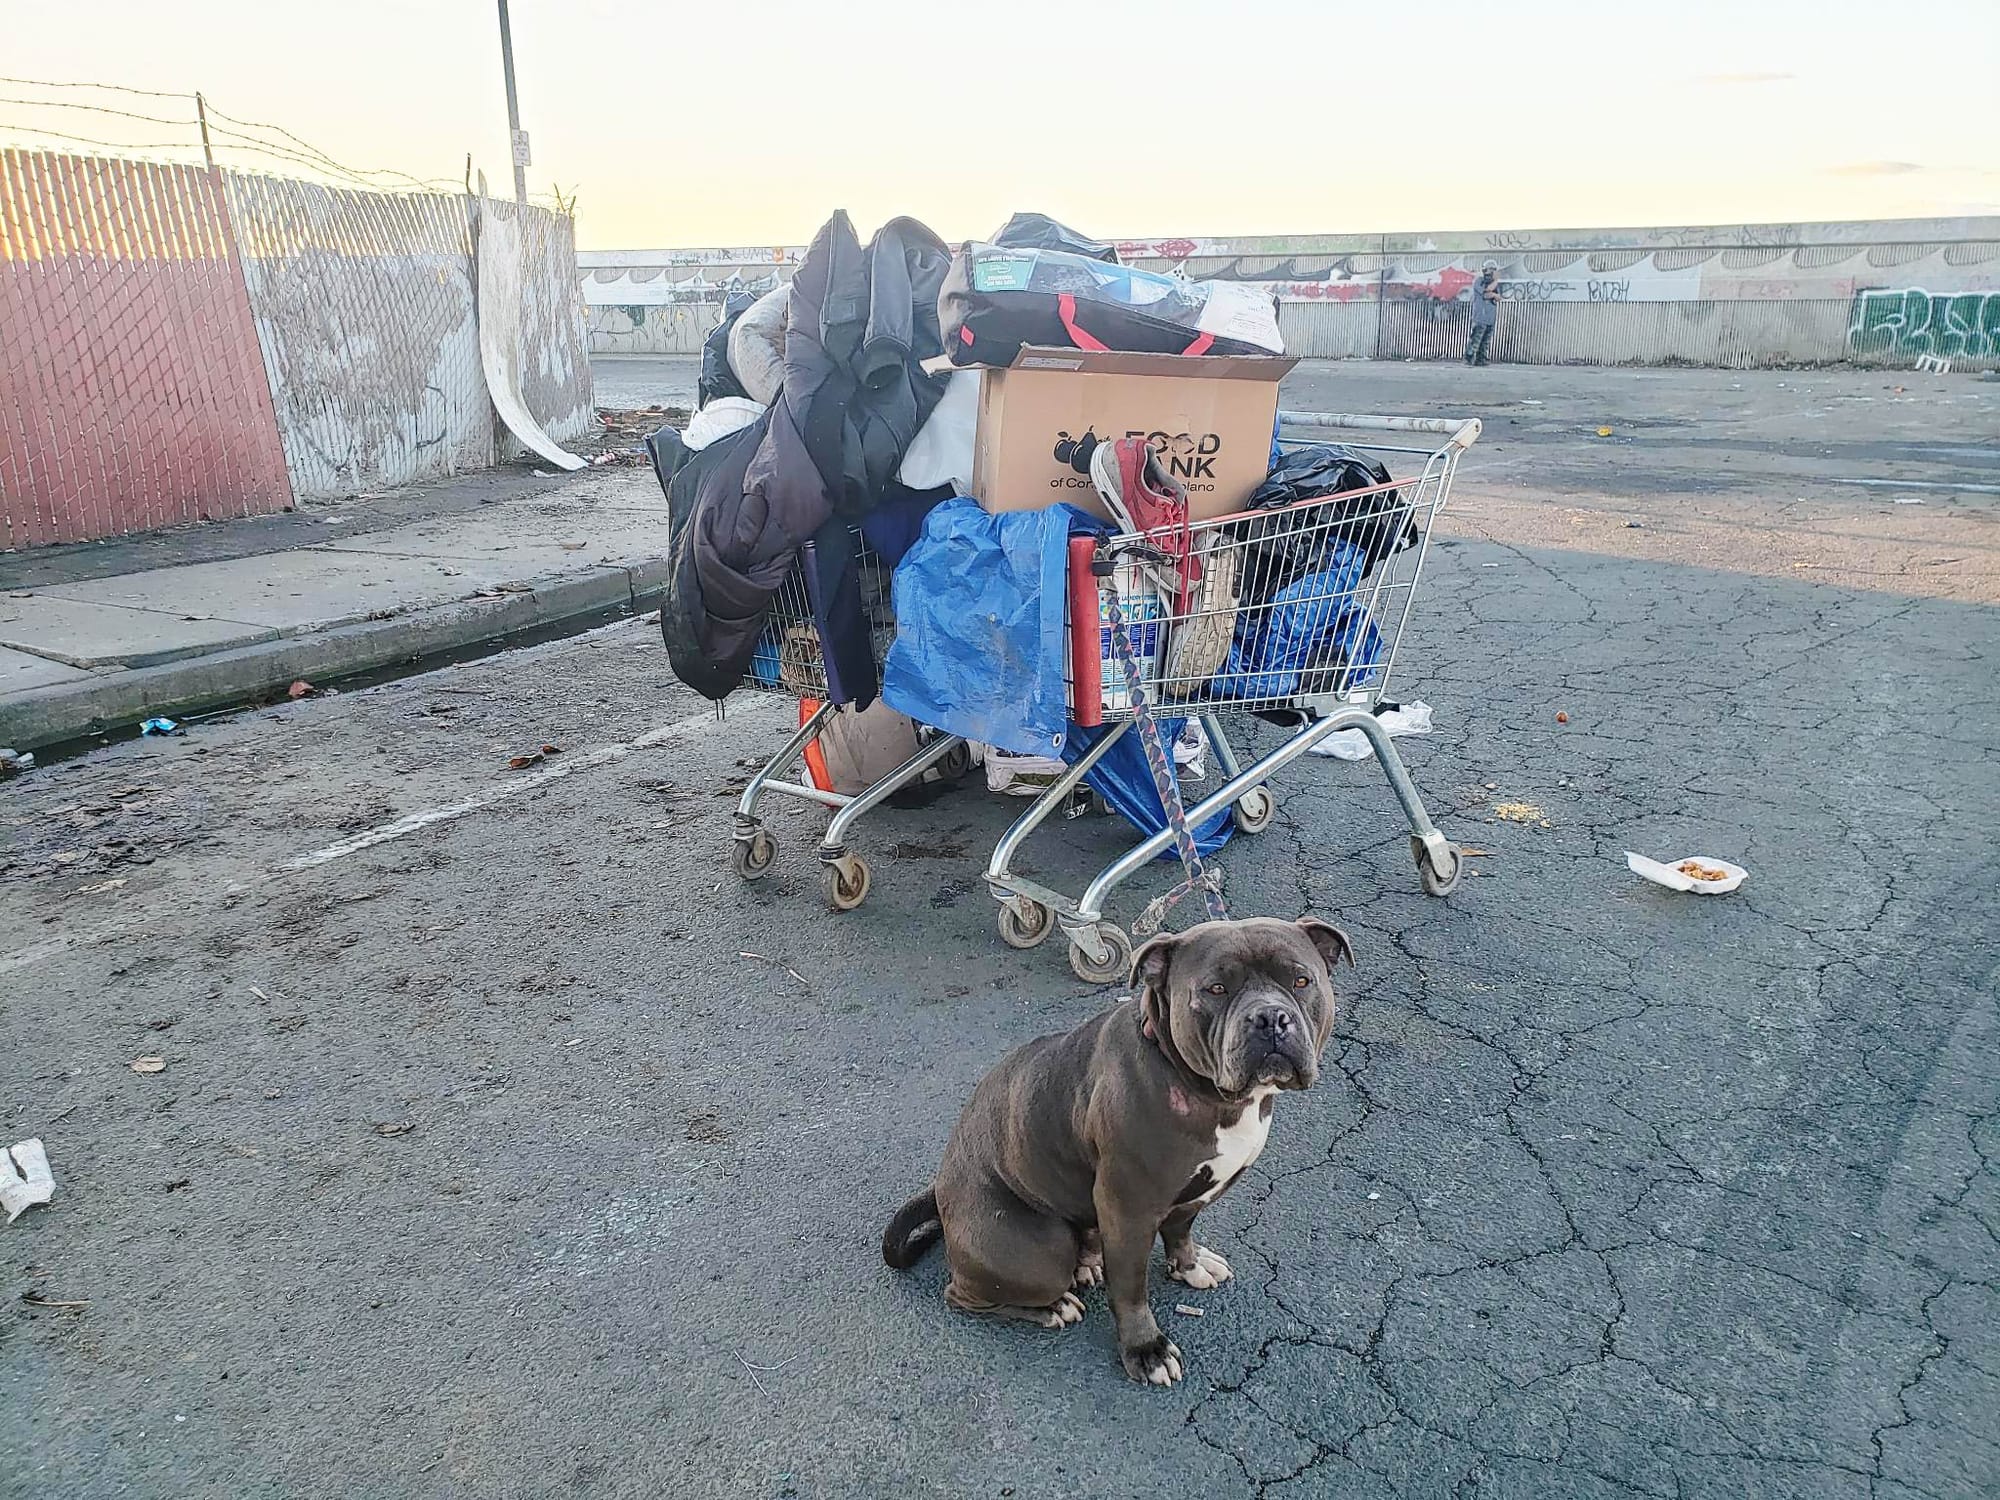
(1098, 544), (1230, 937)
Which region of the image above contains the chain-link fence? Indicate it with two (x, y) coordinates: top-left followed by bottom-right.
(224, 174), (490, 499)
(1, 146), (595, 545)
(503, 200), (592, 445)
(0, 149), (294, 547)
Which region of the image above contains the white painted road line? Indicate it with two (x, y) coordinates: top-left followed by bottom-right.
(1, 700), (790, 975)
(1827, 477), (2000, 496)
(283, 699), (786, 871)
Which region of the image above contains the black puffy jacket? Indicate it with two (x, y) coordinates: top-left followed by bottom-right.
(660, 212), (952, 707)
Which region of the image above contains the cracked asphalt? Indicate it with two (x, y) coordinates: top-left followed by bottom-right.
(5, 363), (1997, 1498)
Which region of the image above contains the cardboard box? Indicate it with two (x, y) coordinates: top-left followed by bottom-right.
(970, 346), (1298, 522)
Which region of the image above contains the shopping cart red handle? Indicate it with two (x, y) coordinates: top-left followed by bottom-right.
(1068, 536), (1103, 728)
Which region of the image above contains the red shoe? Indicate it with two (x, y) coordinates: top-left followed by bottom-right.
(1091, 437), (1201, 611)
(1090, 436), (1186, 537)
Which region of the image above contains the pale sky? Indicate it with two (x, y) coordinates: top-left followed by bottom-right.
(3, 0), (1997, 249)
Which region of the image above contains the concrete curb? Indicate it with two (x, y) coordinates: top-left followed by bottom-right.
(0, 560), (671, 751)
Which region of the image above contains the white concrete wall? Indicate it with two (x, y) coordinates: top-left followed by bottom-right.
(582, 218), (2000, 369)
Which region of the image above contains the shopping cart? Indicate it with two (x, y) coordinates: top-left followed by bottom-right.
(727, 527), (971, 911)
(985, 411), (1481, 982)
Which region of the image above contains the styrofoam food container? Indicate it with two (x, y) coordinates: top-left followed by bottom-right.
(1625, 851), (1747, 895)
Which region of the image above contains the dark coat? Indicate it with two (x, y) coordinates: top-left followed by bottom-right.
(660, 413), (773, 704)
(662, 211), (952, 707)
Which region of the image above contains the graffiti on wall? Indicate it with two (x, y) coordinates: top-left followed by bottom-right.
(1847, 288), (2000, 359)
(580, 233), (2000, 321)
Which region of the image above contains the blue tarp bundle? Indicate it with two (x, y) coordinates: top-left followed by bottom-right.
(884, 496), (1233, 856)
(881, 498), (1086, 758)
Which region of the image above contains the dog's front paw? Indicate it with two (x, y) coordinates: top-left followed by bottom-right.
(1168, 1245), (1233, 1290)
(1120, 1334), (1184, 1387)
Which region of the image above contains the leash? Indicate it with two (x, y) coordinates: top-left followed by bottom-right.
(1097, 543), (1230, 939)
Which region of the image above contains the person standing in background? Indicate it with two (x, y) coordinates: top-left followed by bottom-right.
(1464, 260), (1500, 366)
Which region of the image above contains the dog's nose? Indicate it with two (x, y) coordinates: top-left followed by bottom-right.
(1251, 1006), (1295, 1036)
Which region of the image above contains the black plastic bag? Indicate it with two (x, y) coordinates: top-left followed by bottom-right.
(696, 291), (757, 407)
(990, 212), (1119, 264)
(1236, 444), (1415, 599)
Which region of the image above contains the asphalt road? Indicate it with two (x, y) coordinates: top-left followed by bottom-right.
(5, 365), (1998, 1499)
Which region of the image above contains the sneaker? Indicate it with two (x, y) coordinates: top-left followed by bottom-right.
(1088, 436), (1187, 537)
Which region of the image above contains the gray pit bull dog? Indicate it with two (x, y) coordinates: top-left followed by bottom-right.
(883, 916), (1352, 1385)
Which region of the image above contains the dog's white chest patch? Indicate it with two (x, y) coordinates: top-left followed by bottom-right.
(1194, 1090), (1274, 1201)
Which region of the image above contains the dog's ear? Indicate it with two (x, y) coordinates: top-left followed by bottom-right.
(1131, 932), (1180, 1039)
(1295, 918), (1355, 972)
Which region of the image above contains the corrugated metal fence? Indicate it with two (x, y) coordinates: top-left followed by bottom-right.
(1273, 290), (1945, 368)
(0, 148), (593, 547)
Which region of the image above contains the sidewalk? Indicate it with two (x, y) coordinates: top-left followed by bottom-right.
(0, 459), (675, 751)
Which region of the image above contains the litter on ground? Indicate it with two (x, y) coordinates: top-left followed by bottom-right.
(3, 1139), (56, 1223)
(1625, 851), (1748, 894)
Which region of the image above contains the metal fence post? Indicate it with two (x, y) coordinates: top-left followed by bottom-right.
(196, 93), (216, 170)
(1373, 232), (1387, 360)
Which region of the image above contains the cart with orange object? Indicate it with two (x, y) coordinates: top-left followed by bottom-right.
(725, 527), (971, 911)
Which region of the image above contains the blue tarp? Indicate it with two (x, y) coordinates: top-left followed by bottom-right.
(1064, 720), (1233, 858)
(1208, 539), (1383, 702)
(882, 498), (1097, 757)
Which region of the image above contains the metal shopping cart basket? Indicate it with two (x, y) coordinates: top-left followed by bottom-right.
(985, 411), (1481, 982)
(727, 526), (970, 911)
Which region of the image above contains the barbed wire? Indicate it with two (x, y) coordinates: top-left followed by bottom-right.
(0, 74), (192, 100)
(0, 94), (196, 129)
(0, 74), (470, 198)
(0, 123), (197, 155)
(200, 125), (460, 193)
(203, 101), (448, 191)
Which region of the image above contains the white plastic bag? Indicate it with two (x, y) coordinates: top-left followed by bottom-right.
(898, 369), (980, 491)
(2, 1138), (55, 1223)
(1173, 721), (1208, 780)
(985, 747), (1067, 797)
(683, 396), (767, 452)
(1193, 281), (1285, 351)
(1309, 700), (1434, 760)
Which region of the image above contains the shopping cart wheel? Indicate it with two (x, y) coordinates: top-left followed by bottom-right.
(936, 741), (974, 782)
(821, 854), (872, 913)
(1413, 837), (1462, 897)
(731, 829), (777, 881)
(1233, 785), (1276, 836)
(1068, 923), (1134, 986)
(997, 898), (1055, 950)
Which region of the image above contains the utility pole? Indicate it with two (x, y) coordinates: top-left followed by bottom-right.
(496, 0), (528, 204)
